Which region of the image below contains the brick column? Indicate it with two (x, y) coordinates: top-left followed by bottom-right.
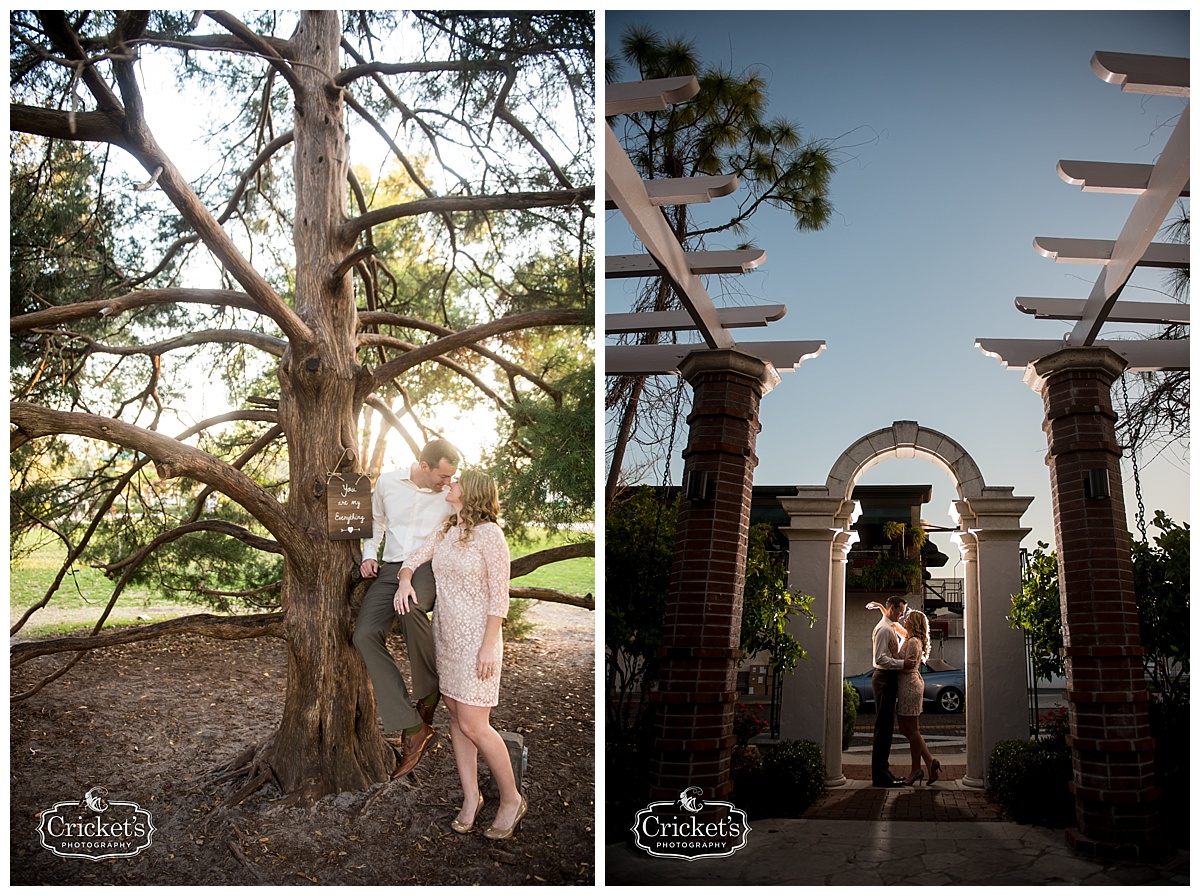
(1024, 347), (1164, 860)
(648, 350), (779, 801)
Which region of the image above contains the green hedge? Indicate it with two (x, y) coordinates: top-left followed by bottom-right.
(987, 739), (1074, 826)
(842, 679), (860, 752)
(732, 739), (826, 820)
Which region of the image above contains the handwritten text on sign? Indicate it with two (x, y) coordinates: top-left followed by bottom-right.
(327, 475), (373, 540)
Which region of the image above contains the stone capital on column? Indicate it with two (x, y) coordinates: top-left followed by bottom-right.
(1022, 346), (1129, 395)
(678, 348), (782, 395)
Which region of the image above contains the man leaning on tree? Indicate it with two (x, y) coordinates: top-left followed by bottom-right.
(355, 440), (460, 778)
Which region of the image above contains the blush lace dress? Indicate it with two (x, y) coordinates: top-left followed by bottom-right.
(403, 522), (511, 707)
(896, 638), (925, 717)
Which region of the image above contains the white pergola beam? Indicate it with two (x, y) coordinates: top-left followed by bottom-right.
(1092, 51), (1190, 97)
(605, 122), (733, 348)
(1034, 237), (1189, 269)
(604, 174), (739, 210)
(605, 76), (699, 116)
(1016, 297), (1189, 325)
(976, 337), (1190, 371)
(606, 340), (825, 376)
(606, 304), (787, 334)
(1068, 103), (1190, 344)
(605, 249), (767, 279)
(1057, 160), (1190, 197)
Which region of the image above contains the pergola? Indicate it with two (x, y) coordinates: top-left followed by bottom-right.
(605, 75), (824, 801)
(976, 52), (1189, 369)
(605, 75), (824, 375)
(977, 51), (1188, 861)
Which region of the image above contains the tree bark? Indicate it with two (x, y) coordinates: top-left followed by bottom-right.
(266, 11), (391, 801)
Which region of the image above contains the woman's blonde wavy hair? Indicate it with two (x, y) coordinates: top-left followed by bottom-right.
(441, 469), (501, 544)
(904, 610), (932, 664)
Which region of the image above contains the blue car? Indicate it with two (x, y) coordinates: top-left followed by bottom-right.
(844, 661), (965, 713)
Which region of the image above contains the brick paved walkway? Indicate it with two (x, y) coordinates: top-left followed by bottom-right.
(804, 763), (1006, 822)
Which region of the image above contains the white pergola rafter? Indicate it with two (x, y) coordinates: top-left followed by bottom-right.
(977, 51), (1190, 373)
(605, 76), (825, 375)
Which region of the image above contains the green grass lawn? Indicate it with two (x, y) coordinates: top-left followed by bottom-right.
(509, 527), (595, 596)
(11, 527), (594, 638)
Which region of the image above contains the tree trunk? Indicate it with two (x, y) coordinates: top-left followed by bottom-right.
(267, 10), (391, 801)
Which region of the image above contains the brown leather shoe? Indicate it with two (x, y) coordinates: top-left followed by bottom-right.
(390, 724), (435, 779)
(417, 694), (440, 727)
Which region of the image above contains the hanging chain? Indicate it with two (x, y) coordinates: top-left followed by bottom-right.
(1119, 373), (1148, 542)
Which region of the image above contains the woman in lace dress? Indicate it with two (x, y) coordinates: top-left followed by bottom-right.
(894, 610), (941, 785)
(395, 470), (526, 839)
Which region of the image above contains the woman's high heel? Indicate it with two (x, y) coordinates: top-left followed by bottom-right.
(483, 796), (527, 840)
(451, 794), (484, 834)
(906, 769), (925, 786)
(928, 759), (942, 785)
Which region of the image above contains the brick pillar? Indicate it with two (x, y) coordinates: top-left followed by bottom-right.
(1024, 347), (1164, 860)
(648, 350), (779, 801)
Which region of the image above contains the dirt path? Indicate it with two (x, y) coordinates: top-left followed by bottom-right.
(10, 601), (595, 885)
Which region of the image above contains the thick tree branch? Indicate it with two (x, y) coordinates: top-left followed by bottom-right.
(509, 540), (594, 579)
(342, 187), (594, 242)
(11, 612), (288, 668)
(9, 103), (126, 143)
(59, 328), (287, 359)
(11, 289), (266, 333)
(10, 403), (306, 559)
(367, 309), (589, 391)
(509, 586), (593, 611)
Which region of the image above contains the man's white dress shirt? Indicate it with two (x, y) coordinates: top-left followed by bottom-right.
(361, 468), (452, 563)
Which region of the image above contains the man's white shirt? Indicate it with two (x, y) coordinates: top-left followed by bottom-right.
(361, 468), (453, 563)
(872, 616), (907, 671)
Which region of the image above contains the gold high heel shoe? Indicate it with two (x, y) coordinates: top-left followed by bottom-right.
(927, 759), (942, 785)
(483, 797), (527, 840)
(905, 769), (925, 786)
(451, 794), (484, 834)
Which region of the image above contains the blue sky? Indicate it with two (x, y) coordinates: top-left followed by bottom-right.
(604, 10), (1189, 564)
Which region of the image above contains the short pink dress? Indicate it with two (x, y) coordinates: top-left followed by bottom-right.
(896, 638), (924, 716)
(403, 522), (510, 707)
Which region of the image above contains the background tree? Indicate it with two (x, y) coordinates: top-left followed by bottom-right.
(1116, 206), (1189, 468)
(605, 489), (814, 809)
(10, 10), (594, 803)
(1007, 513), (1189, 841)
(605, 24), (836, 501)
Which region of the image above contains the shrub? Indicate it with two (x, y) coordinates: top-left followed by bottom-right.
(842, 679), (860, 751)
(987, 739), (1074, 826)
(756, 739), (826, 818)
(1150, 696), (1190, 849)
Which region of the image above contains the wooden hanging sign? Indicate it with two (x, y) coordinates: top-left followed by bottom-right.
(327, 474), (373, 540)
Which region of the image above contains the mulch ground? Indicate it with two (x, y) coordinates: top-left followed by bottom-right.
(10, 607), (595, 886)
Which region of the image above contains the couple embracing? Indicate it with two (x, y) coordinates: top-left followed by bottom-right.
(354, 440), (527, 840)
(869, 595), (943, 788)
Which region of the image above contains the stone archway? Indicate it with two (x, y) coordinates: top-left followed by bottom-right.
(777, 421), (1033, 787)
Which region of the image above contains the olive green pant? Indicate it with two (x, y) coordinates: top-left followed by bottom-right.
(352, 561), (438, 735)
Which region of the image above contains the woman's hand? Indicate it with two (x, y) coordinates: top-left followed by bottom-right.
(394, 579), (416, 615)
(476, 644), (497, 680)
(865, 601), (881, 611)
